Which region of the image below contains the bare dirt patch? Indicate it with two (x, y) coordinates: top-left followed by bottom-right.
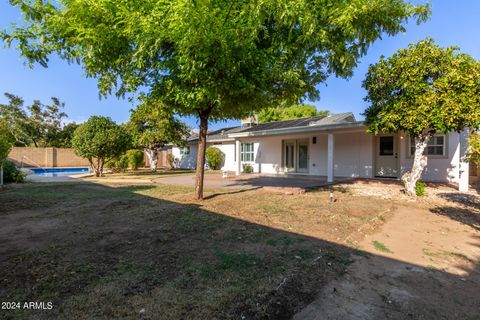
(295, 181), (480, 320)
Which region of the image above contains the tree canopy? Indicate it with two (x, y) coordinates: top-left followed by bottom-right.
(3, 0), (430, 198)
(72, 116), (131, 177)
(0, 92), (69, 147)
(128, 100), (190, 171)
(363, 38), (480, 136)
(363, 38), (480, 195)
(257, 104), (329, 123)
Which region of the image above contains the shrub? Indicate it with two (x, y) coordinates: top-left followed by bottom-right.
(242, 163), (253, 173)
(166, 153), (175, 168)
(2, 160), (26, 183)
(206, 147), (222, 170)
(126, 149), (144, 170)
(105, 155), (129, 173)
(415, 181), (427, 196)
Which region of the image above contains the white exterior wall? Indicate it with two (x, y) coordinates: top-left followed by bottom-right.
(239, 131), (373, 178)
(171, 144), (198, 169)
(173, 130), (463, 183)
(399, 132), (460, 183)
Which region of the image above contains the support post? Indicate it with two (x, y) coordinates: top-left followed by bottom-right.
(327, 133), (334, 183)
(459, 128), (469, 192)
(235, 140), (241, 176)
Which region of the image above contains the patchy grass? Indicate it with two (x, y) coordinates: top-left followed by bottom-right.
(372, 240), (394, 254)
(0, 182), (394, 319)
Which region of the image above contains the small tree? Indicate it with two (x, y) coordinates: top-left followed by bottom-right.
(363, 39), (480, 196)
(128, 101), (189, 171)
(72, 116), (131, 177)
(205, 147), (223, 170)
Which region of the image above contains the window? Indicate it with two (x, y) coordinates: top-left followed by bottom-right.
(409, 135), (446, 157)
(241, 143), (254, 162)
(180, 146), (190, 155)
(379, 136), (394, 156)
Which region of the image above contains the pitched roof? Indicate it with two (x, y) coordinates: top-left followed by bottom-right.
(186, 112), (358, 143)
(241, 112), (356, 133)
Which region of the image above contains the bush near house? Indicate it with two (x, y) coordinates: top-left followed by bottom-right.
(166, 153), (175, 168)
(105, 155), (129, 173)
(242, 163), (253, 174)
(206, 147), (222, 170)
(126, 149), (144, 170)
(415, 181), (427, 197)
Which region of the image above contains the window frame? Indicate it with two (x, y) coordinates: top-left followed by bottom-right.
(179, 146), (190, 155)
(407, 134), (448, 159)
(240, 142), (255, 163)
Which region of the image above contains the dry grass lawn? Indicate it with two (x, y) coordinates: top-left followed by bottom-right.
(0, 181), (394, 319)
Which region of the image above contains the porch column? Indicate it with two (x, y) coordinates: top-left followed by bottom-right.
(327, 133), (334, 183)
(458, 128), (469, 192)
(235, 139), (241, 176)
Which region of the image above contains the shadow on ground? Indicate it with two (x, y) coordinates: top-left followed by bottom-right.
(0, 181), (478, 320)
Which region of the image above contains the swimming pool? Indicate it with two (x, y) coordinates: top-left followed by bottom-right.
(31, 167), (91, 177)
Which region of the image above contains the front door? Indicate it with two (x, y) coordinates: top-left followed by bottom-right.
(297, 140), (309, 173)
(375, 135), (398, 178)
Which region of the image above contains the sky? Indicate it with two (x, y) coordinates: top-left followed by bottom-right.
(1, 1), (479, 130)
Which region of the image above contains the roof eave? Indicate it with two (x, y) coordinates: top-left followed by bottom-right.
(229, 121), (366, 138)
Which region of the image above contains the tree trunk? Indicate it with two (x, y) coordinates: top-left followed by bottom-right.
(87, 158), (100, 177)
(195, 111), (210, 200)
(145, 148), (158, 172)
(402, 135), (430, 196)
(98, 158), (104, 177)
(1, 163), (3, 186)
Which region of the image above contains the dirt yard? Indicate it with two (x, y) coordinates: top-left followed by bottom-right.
(0, 180), (478, 319)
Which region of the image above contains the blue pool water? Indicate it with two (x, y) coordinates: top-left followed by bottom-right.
(31, 167), (90, 177)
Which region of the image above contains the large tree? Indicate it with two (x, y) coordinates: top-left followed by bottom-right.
(3, 0), (430, 199)
(128, 100), (190, 172)
(0, 92), (67, 147)
(257, 104), (329, 124)
(72, 116), (131, 177)
(363, 39), (480, 196)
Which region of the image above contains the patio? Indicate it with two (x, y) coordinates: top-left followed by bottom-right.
(153, 173), (349, 190)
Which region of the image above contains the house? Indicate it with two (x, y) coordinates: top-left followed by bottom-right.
(172, 113), (471, 192)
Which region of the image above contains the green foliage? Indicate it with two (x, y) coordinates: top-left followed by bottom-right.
(0, 124), (14, 163)
(363, 39), (480, 137)
(467, 131), (480, 165)
(2, 160), (26, 183)
(166, 154), (175, 168)
(3, 1), (429, 118)
(105, 154), (129, 173)
(257, 104), (329, 123)
(0, 93), (68, 147)
(415, 181), (427, 197)
(128, 99), (190, 151)
(126, 149), (144, 170)
(205, 147), (222, 170)
(46, 123), (79, 148)
(72, 116), (131, 176)
(242, 163), (254, 174)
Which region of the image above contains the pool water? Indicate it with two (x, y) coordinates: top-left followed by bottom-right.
(31, 167), (90, 177)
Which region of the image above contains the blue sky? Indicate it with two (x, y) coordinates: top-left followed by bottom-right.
(1, 1), (479, 130)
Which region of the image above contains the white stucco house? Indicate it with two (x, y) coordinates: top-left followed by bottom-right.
(172, 113), (472, 192)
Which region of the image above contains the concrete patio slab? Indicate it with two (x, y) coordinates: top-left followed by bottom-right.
(153, 173), (344, 190)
